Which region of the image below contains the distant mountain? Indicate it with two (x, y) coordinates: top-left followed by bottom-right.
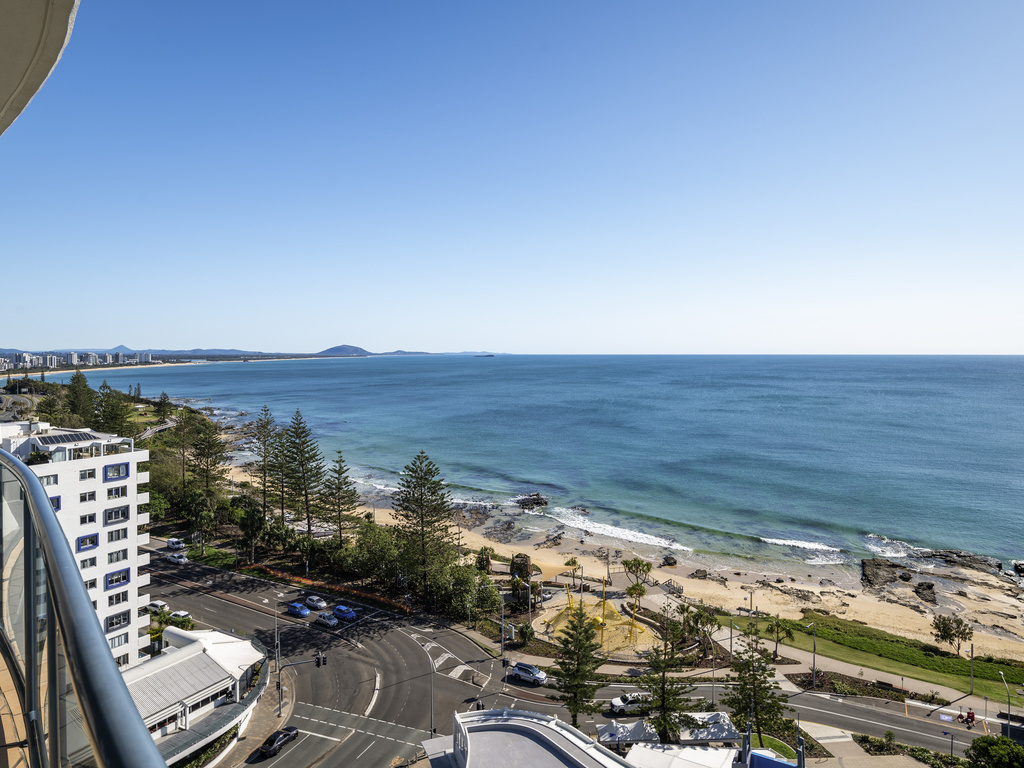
(318, 345), (372, 357)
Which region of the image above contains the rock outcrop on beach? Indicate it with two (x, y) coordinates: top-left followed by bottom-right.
(514, 493), (549, 511)
(913, 582), (937, 604)
(917, 550), (1003, 574)
(861, 558), (907, 588)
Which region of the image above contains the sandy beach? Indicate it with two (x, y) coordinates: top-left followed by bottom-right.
(223, 461), (1024, 661)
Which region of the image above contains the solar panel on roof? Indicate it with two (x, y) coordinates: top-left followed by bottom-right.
(37, 432), (96, 445)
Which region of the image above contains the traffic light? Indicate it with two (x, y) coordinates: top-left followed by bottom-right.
(276, 680), (281, 691)
(315, 654), (321, 668)
(321, 653), (327, 668)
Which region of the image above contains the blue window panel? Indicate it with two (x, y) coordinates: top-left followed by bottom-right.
(104, 568), (130, 590)
(103, 463), (130, 482)
(49, 496), (61, 511)
(76, 534), (98, 552)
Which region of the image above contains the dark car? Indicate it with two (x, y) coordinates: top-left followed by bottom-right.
(260, 726), (298, 757)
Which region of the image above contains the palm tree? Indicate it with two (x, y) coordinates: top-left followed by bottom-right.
(564, 556), (580, 589)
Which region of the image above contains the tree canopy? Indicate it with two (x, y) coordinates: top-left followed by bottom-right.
(553, 602), (602, 727)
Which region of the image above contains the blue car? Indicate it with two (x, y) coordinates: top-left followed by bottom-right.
(332, 605), (357, 621)
(287, 602), (310, 618)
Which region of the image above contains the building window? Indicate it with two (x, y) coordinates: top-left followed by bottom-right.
(80, 556), (96, 569)
(107, 486), (128, 500)
(104, 463), (129, 481)
(79, 513), (96, 525)
(76, 534), (98, 552)
(39, 474), (58, 486)
(115, 654), (129, 668)
(108, 591), (129, 607)
(105, 611), (131, 632)
(83, 578), (97, 590)
(105, 569), (130, 589)
(108, 549), (128, 564)
(109, 632), (129, 649)
(49, 496), (61, 512)
(80, 468), (96, 481)
(79, 491), (96, 503)
(107, 528), (128, 543)
(105, 506), (129, 525)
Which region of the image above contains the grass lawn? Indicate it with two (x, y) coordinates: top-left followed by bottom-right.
(753, 734), (796, 758)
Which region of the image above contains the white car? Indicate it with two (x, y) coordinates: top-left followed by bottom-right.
(510, 662), (547, 686)
(305, 595), (327, 610)
(145, 600), (168, 614)
(169, 610), (192, 621)
(166, 552), (188, 564)
(315, 612), (338, 628)
(541, 590), (554, 601)
(609, 691), (651, 715)
(166, 538), (186, 550)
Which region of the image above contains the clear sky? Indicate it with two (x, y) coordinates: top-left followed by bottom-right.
(2, 2), (1022, 354)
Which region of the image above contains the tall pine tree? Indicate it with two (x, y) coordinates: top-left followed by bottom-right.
(553, 602), (602, 727)
(283, 409), (325, 537)
(321, 450), (361, 540)
(248, 406), (278, 518)
(721, 626), (790, 746)
(392, 451), (455, 601)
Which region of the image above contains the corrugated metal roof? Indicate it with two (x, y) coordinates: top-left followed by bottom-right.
(125, 647), (232, 721)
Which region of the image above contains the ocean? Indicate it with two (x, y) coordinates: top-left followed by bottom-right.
(75, 355), (1024, 568)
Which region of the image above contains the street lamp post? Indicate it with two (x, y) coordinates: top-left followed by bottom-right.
(1000, 671), (1014, 740)
(941, 732), (954, 768)
(805, 623), (816, 689)
(705, 630), (716, 706)
(421, 642), (435, 735)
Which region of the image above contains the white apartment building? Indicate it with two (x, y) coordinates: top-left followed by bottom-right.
(0, 421), (151, 668)
(65, 351), (78, 366)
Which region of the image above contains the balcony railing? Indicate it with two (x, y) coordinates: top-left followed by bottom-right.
(0, 448), (165, 768)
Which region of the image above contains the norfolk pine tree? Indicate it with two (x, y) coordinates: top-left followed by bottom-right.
(721, 626), (789, 746)
(321, 450), (361, 540)
(283, 409), (326, 537)
(638, 624), (698, 743)
(553, 602), (602, 727)
(248, 406), (278, 518)
(67, 369), (94, 422)
(188, 418), (228, 495)
(392, 451), (456, 601)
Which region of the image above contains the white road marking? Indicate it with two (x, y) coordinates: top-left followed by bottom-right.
(364, 669), (381, 717)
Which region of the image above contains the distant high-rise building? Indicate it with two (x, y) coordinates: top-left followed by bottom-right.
(65, 351), (78, 366)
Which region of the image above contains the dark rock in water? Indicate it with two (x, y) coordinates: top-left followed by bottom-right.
(913, 582), (937, 604)
(899, 572), (913, 582)
(514, 493), (549, 511)
(662, 554), (677, 567)
(1012, 561), (1024, 576)
(689, 568), (708, 580)
(775, 578), (784, 583)
(918, 550), (1002, 574)
(570, 506), (589, 515)
(861, 558), (905, 588)
(819, 578), (837, 587)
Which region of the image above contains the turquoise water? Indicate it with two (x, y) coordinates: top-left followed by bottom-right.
(79, 355), (1024, 566)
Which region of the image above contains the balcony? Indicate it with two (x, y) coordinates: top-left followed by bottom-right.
(137, 532), (151, 547)
(137, 572), (151, 589)
(1, 448), (165, 767)
(136, 491), (149, 505)
(136, 471), (150, 484)
(137, 552), (150, 567)
(137, 512), (150, 527)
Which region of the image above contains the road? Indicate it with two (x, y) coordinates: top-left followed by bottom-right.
(144, 544), (985, 764)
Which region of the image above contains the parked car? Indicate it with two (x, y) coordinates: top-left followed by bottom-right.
(609, 691), (651, 715)
(332, 605), (357, 621)
(287, 602), (310, 618)
(166, 538), (186, 550)
(145, 600), (168, 614)
(259, 726), (299, 757)
(541, 590), (554, 601)
(169, 610), (192, 621)
(510, 662), (547, 686)
(166, 553), (188, 564)
(305, 595), (327, 610)
(315, 612), (338, 628)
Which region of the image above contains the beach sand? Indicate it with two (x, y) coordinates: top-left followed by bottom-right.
(223, 464), (1024, 661)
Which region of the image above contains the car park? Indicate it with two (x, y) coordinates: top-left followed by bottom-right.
(509, 662), (547, 685)
(169, 610), (192, 621)
(609, 691), (651, 715)
(332, 605), (357, 621)
(259, 726), (299, 757)
(287, 602), (310, 618)
(315, 612), (338, 628)
(145, 600), (168, 614)
(305, 595), (327, 610)
(166, 538), (186, 550)
(166, 552), (188, 564)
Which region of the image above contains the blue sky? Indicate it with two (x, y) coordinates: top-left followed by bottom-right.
(3, 2), (1021, 354)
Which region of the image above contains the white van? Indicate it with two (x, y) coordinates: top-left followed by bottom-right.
(145, 600), (169, 614)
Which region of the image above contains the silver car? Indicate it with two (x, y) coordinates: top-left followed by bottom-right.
(315, 612), (338, 628)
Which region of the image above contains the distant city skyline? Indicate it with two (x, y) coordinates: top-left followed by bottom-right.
(2, 2), (1021, 354)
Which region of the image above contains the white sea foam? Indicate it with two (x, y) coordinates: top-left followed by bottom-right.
(548, 507), (691, 552)
(760, 538), (842, 553)
(864, 534), (926, 559)
(805, 553), (848, 566)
